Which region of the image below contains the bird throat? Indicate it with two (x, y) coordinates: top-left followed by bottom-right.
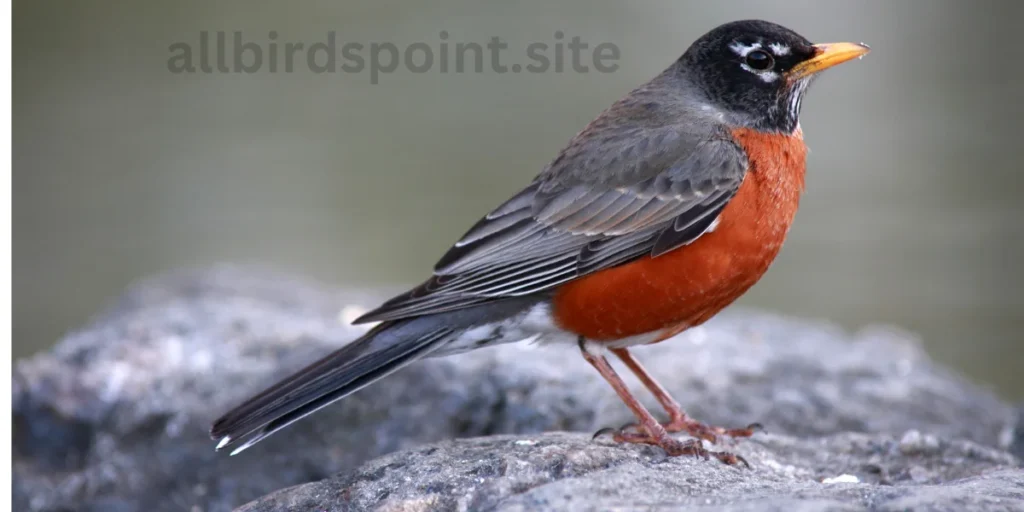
(762, 78), (811, 133)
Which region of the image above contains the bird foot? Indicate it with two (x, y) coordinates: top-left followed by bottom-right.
(595, 427), (749, 467)
(663, 417), (763, 444)
(608, 418), (762, 444)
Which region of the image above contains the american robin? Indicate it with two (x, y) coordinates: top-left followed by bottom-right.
(211, 20), (869, 465)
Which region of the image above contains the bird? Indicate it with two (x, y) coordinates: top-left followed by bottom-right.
(211, 19), (869, 465)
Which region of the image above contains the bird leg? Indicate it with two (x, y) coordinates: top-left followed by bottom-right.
(610, 347), (761, 444)
(580, 340), (747, 466)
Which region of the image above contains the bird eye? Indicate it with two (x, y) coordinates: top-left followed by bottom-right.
(745, 50), (774, 71)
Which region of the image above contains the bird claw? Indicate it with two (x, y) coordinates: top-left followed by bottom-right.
(712, 451), (751, 468)
(591, 421), (643, 440)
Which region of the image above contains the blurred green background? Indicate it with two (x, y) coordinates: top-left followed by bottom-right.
(13, 1), (1023, 399)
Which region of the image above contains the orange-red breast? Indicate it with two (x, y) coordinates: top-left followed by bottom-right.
(211, 20), (869, 464)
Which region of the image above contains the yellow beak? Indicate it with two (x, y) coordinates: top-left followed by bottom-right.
(788, 42), (870, 80)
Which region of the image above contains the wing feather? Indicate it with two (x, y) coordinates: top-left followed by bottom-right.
(356, 129), (748, 324)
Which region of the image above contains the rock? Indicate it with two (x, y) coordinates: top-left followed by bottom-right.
(237, 432), (1022, 512)
(898, 429), (941, 456)
(12, 266), (1020, 512)
(1011, 404), (1024, 461)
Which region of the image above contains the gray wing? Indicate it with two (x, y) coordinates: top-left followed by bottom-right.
(356, 126), (748, 324)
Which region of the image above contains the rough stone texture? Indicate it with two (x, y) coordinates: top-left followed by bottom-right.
(11, 266), (1022, 512)
(1011, 405), (1024, 462)
(239, 433), (1023, 512)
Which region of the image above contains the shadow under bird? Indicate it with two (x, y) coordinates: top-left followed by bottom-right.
(211, 19), (869, 465)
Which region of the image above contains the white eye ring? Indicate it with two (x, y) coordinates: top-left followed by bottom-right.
(769, 42), (791, 56)
(728, 40), (761, 57)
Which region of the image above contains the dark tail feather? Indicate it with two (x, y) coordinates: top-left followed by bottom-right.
(210, 320), (454, 455)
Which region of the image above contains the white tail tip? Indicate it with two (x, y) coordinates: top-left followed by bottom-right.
(228, 434), (264, 456)
(215, 435), (231, 451)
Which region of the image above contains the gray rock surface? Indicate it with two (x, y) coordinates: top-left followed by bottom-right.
(1011, 404), (1024, 462)
(239, 432), (1022, 512)
(12, 266), (1022, 512)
